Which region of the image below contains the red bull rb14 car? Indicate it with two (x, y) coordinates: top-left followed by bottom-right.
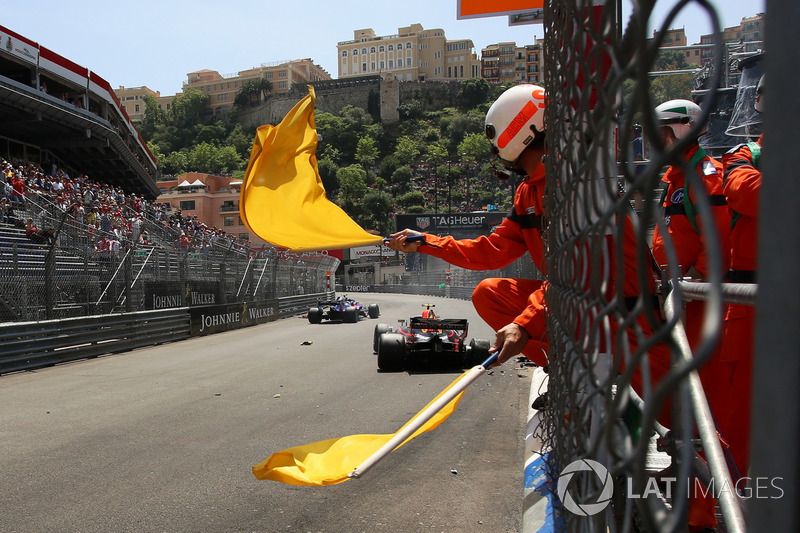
(308, 295), (380, 324)
(373, 311), (490, 372)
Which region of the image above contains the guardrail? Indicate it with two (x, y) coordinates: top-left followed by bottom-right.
(0, 308), (191, 375)
(0, 292), (336, 376)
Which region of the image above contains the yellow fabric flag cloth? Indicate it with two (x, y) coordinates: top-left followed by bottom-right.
(239, 86), (383, 252)
(252, 369), (470, 486)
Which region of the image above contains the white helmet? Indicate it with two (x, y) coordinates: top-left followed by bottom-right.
(485, 84), (546, 165)
(655, 99), (704, 140)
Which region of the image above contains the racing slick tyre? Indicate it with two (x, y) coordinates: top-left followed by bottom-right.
(373, 323), (393, 353)
(368, 303), (380, 319)
(344, 306), (359, 323)
(307, 308), (323, 324)
(465, 338), (491, 367)
(377, 333), (405, 372)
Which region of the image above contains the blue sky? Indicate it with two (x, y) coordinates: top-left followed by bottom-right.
(3, 0), (764, 96)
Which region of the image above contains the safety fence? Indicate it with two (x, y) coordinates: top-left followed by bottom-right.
(539, 1), (763, 532)
(0, 291), (331, 375)
(0, 193), (339, 323)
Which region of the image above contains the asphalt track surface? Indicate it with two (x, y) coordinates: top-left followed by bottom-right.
(1, 293), (532, 533)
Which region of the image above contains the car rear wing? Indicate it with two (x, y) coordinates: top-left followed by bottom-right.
(410, 317), (469, 334)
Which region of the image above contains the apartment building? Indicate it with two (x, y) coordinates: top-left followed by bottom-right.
(481, 40), (543, 85)
(156, 172), (264, 246)
(183, 58), (331, 114)
(116, 85), (178, 122)
(337, 23), (480, 81)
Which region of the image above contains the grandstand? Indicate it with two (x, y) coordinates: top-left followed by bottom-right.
(0, 25), (159, 198)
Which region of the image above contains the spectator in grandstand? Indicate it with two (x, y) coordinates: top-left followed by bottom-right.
(719, 74), (765, 481)
(25, 218), (55, 245)
(652, 98), (732, 533)
(0, 197), (11, 224)
(8, 172), (26, 206)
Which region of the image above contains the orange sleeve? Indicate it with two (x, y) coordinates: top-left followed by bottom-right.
(419, 217), (529, 270)
(723, 146), (761, 218)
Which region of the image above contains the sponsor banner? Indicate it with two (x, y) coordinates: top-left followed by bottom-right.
(350, 245), (383, 259)
(396, 212), (506, 236)
(1, 27), (39, 65)
(144, 280), (221, 310)
(343, 285), (374, 292)
(189, 299), (280, 336)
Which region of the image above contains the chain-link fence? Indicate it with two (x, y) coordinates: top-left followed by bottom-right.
(539, 1), (757, 531)
(0, 193), (339, 323)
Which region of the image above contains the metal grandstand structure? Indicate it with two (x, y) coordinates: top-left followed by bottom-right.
(0, 192), (338, 322)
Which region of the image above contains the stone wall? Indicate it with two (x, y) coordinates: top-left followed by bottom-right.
(236, 77), (468, 129)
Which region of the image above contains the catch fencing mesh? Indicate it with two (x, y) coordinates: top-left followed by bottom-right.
(540, 1), (742, 531)
(0, 193), (339, 322)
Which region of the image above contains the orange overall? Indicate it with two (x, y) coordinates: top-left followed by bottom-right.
(720, 136), (763, 479)
(652, 145), (732, 529)
(418, 165), (548, 365)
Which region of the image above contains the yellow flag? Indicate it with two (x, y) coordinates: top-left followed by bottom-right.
(252, 370), (470, 486)
(239, 86), (383, 252)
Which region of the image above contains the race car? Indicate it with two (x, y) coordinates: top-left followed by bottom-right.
(373, 306), (490, 372)
(307, 295), (380, 324)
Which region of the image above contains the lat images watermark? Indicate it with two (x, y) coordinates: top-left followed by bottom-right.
(557, 459), (785, 517)
(557, 459), (614, 516)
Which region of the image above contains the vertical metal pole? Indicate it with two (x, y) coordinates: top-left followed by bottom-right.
(748, 1), (800, 530)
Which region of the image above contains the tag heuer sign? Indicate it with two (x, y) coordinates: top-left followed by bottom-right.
(416, 217), (431, 229)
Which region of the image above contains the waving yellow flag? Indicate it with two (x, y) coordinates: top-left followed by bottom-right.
(252, 367), (475, 486)
(240, 86), (383, 252)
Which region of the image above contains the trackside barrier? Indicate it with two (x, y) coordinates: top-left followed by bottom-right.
(0, 308), (190, 375)
(0, 292), (333, 375)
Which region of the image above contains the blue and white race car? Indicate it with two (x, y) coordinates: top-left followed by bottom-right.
(307, 295), (380, 324)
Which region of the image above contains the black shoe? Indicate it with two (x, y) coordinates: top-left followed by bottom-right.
(532, 392), (548, 410)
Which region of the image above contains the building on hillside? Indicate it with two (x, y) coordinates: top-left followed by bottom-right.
(116, 85), (176, 122)
(337, 23), (481, 81)
(700, 13), (764, 68)
(183, 58), (331, 115)
(156, 173), (268, 247)
(481, 40), (543, 85)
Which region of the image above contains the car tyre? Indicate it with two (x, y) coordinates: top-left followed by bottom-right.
(378, 333), (405, 372)
(373, 323), (393, 353)
(344, 306), (359, 323)
(307, 308), (322, 324)
(466, 338), (491, 367)
(368, 303), (380, 319)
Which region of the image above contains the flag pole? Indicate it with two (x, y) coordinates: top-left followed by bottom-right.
(348, 352), (499, 479)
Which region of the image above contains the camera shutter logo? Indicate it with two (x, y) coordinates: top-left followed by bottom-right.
(557, 459), (614, 516)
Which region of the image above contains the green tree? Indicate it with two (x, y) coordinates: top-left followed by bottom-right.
(196, 121), (228, 145)
(168, 88), (209, 128)
(391, 165), (413, 189)
(457, 78), (491, 109)
(140, 94), (165, 140)
(651, 73), (693, 104)
(457, 132), (491, 162)
(318, 156), (340, 194)
(397, 190), (425, 210)
(398, 99), (424, 119)
(655, 49), (689, 71)
(226, 124), (254, 160)
(336, 165), (368, 209)
(355, 136), (379, 172)
(394, 136), (421, 166)
(360, 190), (394, 235)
